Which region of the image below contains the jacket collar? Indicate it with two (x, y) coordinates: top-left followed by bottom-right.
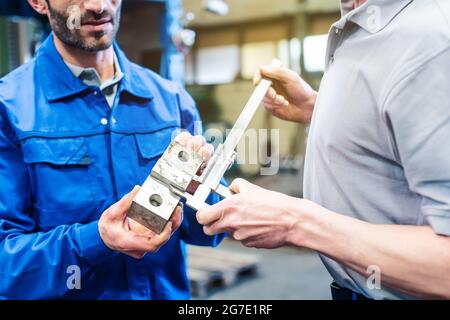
(337, 0), (413, 34)
(36, 33), (154, 102)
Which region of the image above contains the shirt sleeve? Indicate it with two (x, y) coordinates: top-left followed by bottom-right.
(0, 105), (116, 299)
(176, 86), (226, 246)
(382, 46), (450, 236)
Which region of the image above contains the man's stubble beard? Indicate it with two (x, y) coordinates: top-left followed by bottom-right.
(46, 0), (122, 52)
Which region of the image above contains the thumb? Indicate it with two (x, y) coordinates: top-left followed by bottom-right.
(259, 64), (295, 84)
(229, 178), (256, 194)
(109, 186), (140, 220)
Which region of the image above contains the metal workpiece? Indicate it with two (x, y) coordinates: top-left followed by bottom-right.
(128, 141), (205, 234)
(128, 176), (180, 234)
(152, 141), (205, 192)
(128, 139), (241, 233)
(128, 60), (281, 234)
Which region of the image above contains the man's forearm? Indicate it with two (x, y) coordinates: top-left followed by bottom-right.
(287, 201), (450, 298)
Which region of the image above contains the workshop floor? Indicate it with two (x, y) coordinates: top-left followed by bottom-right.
(203, 239), (333, 300)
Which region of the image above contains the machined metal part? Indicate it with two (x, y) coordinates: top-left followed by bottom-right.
(128, 141), (204, 233)
(128, 60), (281, 234)
(128, 176), (180, 234)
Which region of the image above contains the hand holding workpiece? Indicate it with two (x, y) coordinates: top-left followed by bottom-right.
(98, 186), (183, 259)
(100, 132), (214, 258)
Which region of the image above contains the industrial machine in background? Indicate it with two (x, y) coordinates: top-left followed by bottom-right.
(0, 16), (42, 77)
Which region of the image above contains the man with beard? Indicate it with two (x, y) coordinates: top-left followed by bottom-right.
(0, 0), (223, 299)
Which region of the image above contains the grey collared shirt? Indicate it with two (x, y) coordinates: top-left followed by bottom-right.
(304, 0), (450, 299)
(65, 54), (124, 108)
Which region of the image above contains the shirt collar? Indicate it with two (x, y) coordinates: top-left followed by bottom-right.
(65, 60), (88, 79)
(64, 53), (124, 91)
(337, 0), (414, 34)
(36, 33), (153, 102)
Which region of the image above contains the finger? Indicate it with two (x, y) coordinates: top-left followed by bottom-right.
(264, 89), (288, 107)
(231, 229), (248, 242)
(257, 58), (283, 84)
(263, 96), (277, 106)
(148, 221), (173, 248)
(169, 205), (184, 234)
(196, 201), (228, 225)
(275, 94), (287, 106)
(174, 131), (193, 146)
(125, 221), (173, 252)
(229, 178), (256, 194)
(259, 65), (296, 83)
(263, 102), (280, 111)
(266, 87), (277, 100)
(263, 101), (288, 113)
(203, 220), (228, 236)
(253, 69), (262, 86)
(263, 96), (286, 107)
(127, 217), (152, 235)
(198, 143), (214, 161)
(274, 95), (289, 107)
(187, 135), (206, 152)
(109, 186), (140, 220)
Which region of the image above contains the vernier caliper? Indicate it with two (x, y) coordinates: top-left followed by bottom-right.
(128, 60), (281, 234)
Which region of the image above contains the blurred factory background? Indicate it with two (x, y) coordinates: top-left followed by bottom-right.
(0, 0), (336, 299)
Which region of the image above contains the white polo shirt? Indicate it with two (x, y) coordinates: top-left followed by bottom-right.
(304, 0), (450, 299)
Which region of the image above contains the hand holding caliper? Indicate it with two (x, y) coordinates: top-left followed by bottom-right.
(128, 59), (283, 234)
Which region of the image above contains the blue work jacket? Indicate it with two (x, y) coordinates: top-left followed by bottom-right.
(0, 34), (224, 300)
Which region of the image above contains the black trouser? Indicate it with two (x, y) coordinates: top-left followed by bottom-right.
(331, 282), (372, 300)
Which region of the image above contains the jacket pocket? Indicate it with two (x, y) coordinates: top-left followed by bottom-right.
(133, 127), (177, 182)
(21, 137), (98, 228)
(134, 127), (176, 160)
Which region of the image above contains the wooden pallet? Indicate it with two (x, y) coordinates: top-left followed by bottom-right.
(187, 245), (260, 297)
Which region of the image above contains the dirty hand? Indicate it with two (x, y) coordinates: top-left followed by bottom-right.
(196, 179), (310, 249)
(127, 131), (214, 235)
(253, 60), (317, 124)
(99, 186), (183, 259)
